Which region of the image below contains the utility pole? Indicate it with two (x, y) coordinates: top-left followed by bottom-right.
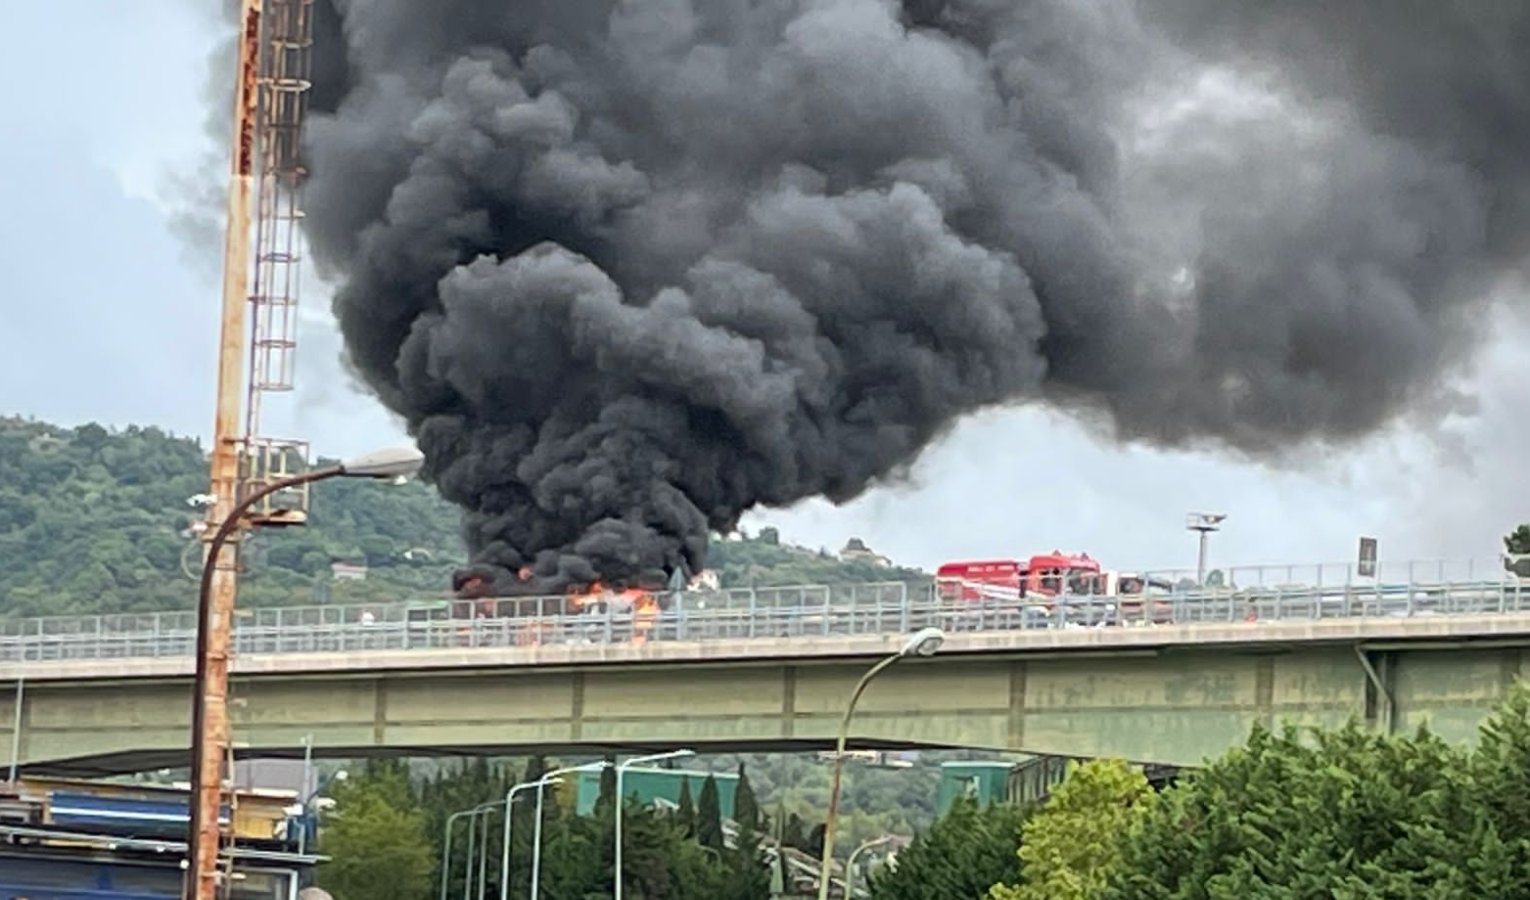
(1185, 512), (1228, 585)
(188, 1), (316, 897)
(186, 3), (263, 899)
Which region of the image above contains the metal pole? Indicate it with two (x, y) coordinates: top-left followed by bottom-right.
(478, 806), (492, 900)
(188, 0), (263, 893)
(817, 654), (901, 900)
(530, 779), (549, 898)
(500, 780), (547, 900)
(187, 466), (341, 900)
(463, 808), (477, 900)
(7, 677), (23, 783)
(531, 763), (610, 899)
(441, 810), (472, 900)
(296, 734), (313, 855)
(299, 734), (313, 799)
(615, 751), (695, 900)
(1197, 530), (1209, 585)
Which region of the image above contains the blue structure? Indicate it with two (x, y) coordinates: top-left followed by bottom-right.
(46, 791), (232, 838)
(0, 778), (321, 899)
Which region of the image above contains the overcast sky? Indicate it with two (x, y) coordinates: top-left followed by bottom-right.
(3, 1), (1526, 579)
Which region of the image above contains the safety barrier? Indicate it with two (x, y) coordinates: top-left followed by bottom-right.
(0, 576), (1526, 663)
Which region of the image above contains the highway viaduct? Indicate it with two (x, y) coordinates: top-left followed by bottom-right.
(3, 612), (1529, 777)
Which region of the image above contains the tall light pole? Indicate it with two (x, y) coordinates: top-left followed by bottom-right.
(443, 802), (501, 900)
(816, 628), (944, 900)
(185, 445), (424, 900)
(295, 768), (346, 856)
(531, 762), (611, 899)
(441, 808), (474, 900)
(499, 775), (556, 900)
(615, 750), (694, 900)
(1186, 512), (1227, 585)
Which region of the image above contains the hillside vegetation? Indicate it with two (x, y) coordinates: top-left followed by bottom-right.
(0, 416), (927, 618)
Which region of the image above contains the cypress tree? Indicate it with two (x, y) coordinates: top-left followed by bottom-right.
(734, 762), (760, 832)
(698, 774), (725, 851)
(597, 754), (618, 816)
(677, 777), (697, 838)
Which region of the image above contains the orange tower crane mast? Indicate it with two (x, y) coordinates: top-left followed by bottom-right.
(188, 1), (315, 898)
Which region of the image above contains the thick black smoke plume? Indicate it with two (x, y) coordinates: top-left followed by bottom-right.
(300, 0), (1529, 594)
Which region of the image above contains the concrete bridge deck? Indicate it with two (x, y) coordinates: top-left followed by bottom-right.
(4, 601), (1529, 777)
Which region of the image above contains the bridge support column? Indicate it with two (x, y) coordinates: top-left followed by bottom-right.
(5, 678), (23, 781)
(1356, 646), (1395, 734)
(780, 667), (796, 738)
(1253, 656), (1275, 730)
(1500, 649), (1525, 694)
(1007, 663), (1027, 750)
(570, 673), (585, 740)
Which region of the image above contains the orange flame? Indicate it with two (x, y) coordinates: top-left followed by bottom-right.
(566, 582), (659, 644)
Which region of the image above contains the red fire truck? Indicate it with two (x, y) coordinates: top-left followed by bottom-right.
(935, 553), (1174, 625)
(935, 552), (1103, 601)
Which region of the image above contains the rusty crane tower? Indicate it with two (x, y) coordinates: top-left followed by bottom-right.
(190, 1), (316, 898)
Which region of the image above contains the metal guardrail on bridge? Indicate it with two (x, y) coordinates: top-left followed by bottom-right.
(1, 570), (1528, 664)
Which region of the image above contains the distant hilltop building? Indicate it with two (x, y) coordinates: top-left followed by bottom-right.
(329, 561), (368, 581)
(839, 537), (892, 567)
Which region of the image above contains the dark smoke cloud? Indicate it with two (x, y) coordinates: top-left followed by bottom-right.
(298, 0), (1527, 593)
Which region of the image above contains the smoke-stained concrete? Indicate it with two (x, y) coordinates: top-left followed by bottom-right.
(298, 0), (1528, 592)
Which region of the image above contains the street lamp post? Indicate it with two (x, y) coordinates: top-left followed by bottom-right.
(442, 806), (482, 900)
(498, 776), (554, 900)
(443, 802), (500, 900)
(531, 762), (611, 899)
(295, 768), (346, 856)
(845, 835), (895, 899)
(816, 628), (944, 900)
(615, 750), (694, 900)
(185, 445), (424, 900)
(1185, 512), (1228, 585)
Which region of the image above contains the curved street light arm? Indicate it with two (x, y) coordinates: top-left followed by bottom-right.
(531, 762), (609, 898)
(846, 834), (897, 899)
(500, 778), (555, 900)
(816, 651), (901, 900)
(186, 464), (343, 898)
(615, 750), (694, 900)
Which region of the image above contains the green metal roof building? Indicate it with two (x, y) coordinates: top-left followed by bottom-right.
(573, 767), (739, 819)
(936, 761), (1015, 815)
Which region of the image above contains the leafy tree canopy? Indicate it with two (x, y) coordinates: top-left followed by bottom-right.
(869, 794), (1027, 900)
(1103, 689), (1530, 900)
(991, 759), (1152, 900)
(317, 761), (433, 900)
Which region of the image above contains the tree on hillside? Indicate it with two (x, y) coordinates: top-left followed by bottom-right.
(676, 777), (697, 838)
(868, 794), (1026, 900)
(0, 417), (467, 617)
(780, 809), (808, 851)
(597, 753), (618, 816)
(697, 774), (725, 851)
(989, 759), (1152, 900)
(735, 762), (761, 832)
(1506, 525), (1530, 572)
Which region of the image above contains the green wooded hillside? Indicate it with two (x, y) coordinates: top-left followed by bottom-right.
(0, 416), (928, 618)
